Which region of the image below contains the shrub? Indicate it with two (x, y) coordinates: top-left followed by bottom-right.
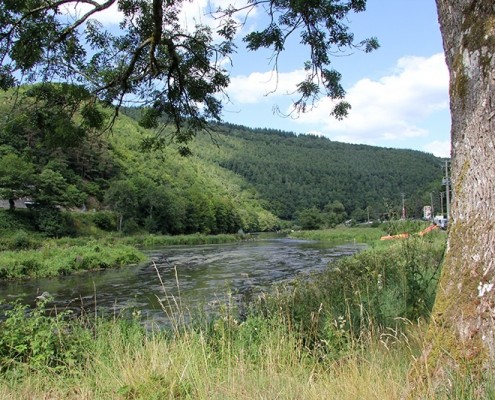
(0, 300), (92, 373)
(11, 230), (32, 250)
(252, 236), (445, 358)
(92, 211), (116, 231)
(34, 207), (76, 237)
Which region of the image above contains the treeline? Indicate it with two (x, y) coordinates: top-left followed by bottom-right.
(0, 85), (444, 237)
(193, 122), (445, 222)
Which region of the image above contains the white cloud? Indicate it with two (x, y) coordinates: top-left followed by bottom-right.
(227, 69), (306, 103)
(423, 140), (451, 158)
(292, 53), (449, 144)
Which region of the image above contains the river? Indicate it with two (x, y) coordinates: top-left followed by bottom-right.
(0, 238), (364, 326)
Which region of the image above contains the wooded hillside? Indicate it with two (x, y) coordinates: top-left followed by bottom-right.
(188, 122), (445, 222)
(0, 86), (444, 236)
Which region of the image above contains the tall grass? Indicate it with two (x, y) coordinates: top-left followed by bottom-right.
(289, 226), (386, 245)
(0, 233), (458, 399)
(0, 302), (417, 399)
(0, 242), (145, 279)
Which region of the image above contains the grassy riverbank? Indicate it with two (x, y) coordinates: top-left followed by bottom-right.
(0, 232), (246, 280)
(288, 226), (386, 244)
(288, 220), (434, 245)
(0, 242), (145, 280)
(0, 232), (459, 399)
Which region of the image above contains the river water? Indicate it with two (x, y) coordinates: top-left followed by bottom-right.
(0, 238), (363, 325)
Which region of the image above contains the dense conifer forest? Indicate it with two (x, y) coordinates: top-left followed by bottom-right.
(191, 122), (444, 223)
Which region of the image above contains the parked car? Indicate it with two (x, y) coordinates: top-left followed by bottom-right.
(433, 215), (448, 229)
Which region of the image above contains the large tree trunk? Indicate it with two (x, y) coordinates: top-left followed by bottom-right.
(410, 1), (495, 397)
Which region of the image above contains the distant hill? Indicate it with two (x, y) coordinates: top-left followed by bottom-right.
(0, 87), (277, 235)
(188, 122), (445, 221)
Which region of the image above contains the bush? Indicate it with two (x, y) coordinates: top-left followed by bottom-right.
(11, 230), (33, 250)
(92, 211), (116, 231)
(0, 209), (34, 232)
(0, 300), (92, 373)
(34, 207), (76, 237)
(252, 236), (445, 358)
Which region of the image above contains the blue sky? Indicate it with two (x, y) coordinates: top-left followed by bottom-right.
(75, 0), (451, 157)
(219, 0), (451, 158)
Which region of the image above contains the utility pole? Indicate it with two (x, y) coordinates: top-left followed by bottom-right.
(401, 193), (406, 220)
(440, 192), (445, 217)
(430, 192), (434, 221)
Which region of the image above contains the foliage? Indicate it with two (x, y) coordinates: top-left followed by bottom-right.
(33, 207), (76, 238)
(0, 209), (34, 233)
(0, 0), (377, 152)
(296, 201), (348, 229)
(194, 123), (445, 220)
(0, 234), (451, 399)
(0, 88), (280, 236)
(289, 226), (386, 244)
(0, 242), (145, 280)
(0, 300), (92, 374)
(117, 233), (244, 248)
(0, 86), (442, 237)
(297, 207), (323, 230)
(0, 153), (35, 209)
(382, 219), (431, 236)
(91, 211), (117, 231)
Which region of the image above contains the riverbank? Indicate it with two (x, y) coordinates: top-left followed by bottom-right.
(0, 223), (432, 281)
(0, 231), (462, 399)
(0, 233), (247, 280)
(288, 226), (385, 244)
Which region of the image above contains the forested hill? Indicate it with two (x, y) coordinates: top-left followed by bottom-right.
(0, 87), (277, 236)
(0, 85), (444, 237)
(190, 122), (444, 221)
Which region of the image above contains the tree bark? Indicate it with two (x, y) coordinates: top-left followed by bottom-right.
(409, 1), (495, 397)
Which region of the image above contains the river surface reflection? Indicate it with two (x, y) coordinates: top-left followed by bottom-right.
(0, 238), (364, 325)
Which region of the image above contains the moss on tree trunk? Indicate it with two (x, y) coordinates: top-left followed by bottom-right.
(409, 0), (495, 397)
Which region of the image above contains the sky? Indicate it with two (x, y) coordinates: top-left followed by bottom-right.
(72, 0), (451, 158)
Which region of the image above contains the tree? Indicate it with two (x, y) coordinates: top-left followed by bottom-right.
(104, 179), (138, 232)
(408, 1), (495, 397)
(34, 168), (72, 207)
(0, 153), (35, 210)
(297, 207), (322, 230)
(323, 200), (347, 227)
(0, 0), (377, 153)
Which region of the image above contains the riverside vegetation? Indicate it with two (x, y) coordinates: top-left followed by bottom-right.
(0, 84), (457, 396)
(0, 224), (473, 399)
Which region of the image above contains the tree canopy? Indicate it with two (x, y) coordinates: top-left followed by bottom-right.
(0, 0), (378, 152)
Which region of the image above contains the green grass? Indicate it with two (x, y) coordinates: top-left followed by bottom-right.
(0, 230), (248, 280)
(0, 233), (456, 399)
(289, 226), (386, 244)
(0, 242), (146, 280)
(0, 300), (418, 400)
(117, 232), (245, 247)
